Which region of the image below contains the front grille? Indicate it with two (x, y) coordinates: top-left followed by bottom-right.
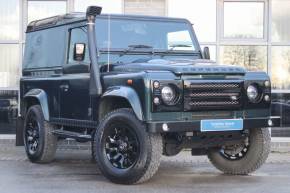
(184, 80), (243, 111)
(189, 101), (239, 106)
(188, 83), (240, 89)
(189, 92), (239, 97)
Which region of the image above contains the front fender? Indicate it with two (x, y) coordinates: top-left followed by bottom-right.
(23, 89), (50, 121)
(102, 86), (144, 121)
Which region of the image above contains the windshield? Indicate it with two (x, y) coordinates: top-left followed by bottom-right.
(95, 16), (197, 52)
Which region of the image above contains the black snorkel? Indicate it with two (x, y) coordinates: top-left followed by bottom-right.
(86, 6), (102, 96)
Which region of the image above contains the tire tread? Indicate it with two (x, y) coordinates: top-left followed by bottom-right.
(25, 105), (57, 163)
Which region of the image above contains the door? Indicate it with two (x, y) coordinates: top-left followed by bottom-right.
(59, 26), (91, 120)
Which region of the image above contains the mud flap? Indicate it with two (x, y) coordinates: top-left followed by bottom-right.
(16, 116), (24, 146)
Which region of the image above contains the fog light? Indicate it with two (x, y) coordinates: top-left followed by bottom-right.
(264, 80), (270, 87)
(162, 123), (169, 131)
(153, 97), (160, 104)
(268, 119), (273, 127)
(264, 95), (270, 102)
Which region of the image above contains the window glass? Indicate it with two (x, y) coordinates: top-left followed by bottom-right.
(220, 46), (267, 72)
(0, 0), (19, 40)
(23, 26), (67, 69)
(0, 44), (19, 88)
(272, 0), (290, 42)
(167, 30), (194, 51)
(223, 2), (264, 39)
(271, 46), (290, 90)
(74, 0), (122, 13)
(68, 27), (90, 64)
(28, 1), (66, 23)
(168, 0), (216, 42)
(95, 17), (196, 51)
(200, 45), (216, 61)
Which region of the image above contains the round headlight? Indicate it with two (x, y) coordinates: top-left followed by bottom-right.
(161, 86), (176, 105)
(247, 85), (259, 102)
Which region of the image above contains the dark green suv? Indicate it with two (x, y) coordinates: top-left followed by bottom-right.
(17, 6), (279, 184)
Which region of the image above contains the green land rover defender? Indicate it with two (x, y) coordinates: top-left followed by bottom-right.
(17, 6), (279, 184)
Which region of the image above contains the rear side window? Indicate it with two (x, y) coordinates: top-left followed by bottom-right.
(68, 27), (90, 64)
(23, 26), (67, 69)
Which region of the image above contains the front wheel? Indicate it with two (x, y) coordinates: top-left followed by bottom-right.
(208, 128), (271, 175)
(93, 108), (162, 184)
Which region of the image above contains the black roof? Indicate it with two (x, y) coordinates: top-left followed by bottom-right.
(26, 12), (86, 32)
(26, 12), (191, 33)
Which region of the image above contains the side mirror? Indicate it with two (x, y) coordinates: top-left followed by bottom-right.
(73, 43), (86, 61)
(203, 47), (210, 60)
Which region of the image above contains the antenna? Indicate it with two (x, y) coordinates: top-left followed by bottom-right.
(107, 15), (111, 72)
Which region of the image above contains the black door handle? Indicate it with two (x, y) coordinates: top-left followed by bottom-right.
(59, 84), (69, 92)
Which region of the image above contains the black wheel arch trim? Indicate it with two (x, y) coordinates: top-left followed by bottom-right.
(22, 89), (50, 121)
(101, 86), (144, 121)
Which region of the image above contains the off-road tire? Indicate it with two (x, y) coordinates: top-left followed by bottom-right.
(93, 108), (162, 184)
(24, 105), (57, 163)
(207, 128), (271, 175)
(91, 131), (96, 163)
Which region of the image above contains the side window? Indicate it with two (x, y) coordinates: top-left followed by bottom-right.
(68, 27), (90, 64)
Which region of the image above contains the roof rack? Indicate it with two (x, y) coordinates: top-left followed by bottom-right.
(26, 12), (86, 33)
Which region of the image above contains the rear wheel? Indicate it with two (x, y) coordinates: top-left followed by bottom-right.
(93, 108), (162, 184)
(207, 128), (270, 175)
(23, 105), (57, 163)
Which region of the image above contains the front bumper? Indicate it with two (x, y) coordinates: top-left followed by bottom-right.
(147, 116), (280, 133)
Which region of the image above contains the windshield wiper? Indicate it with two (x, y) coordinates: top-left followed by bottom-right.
(169, 44), (192, 51)
(128, 44), (153, 49)
(119, 44), (154, 56)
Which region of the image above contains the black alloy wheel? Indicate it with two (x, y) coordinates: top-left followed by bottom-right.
(25, 110), (40, 155)
(24, 105), (57, 163)
(93, 108), (162, 184)
(104, 123), (140, 169)
(219, 137), (250, 161)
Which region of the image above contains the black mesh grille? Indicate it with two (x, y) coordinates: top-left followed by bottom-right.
(188, 83), (240, 89)
(189, 101), (240, 106)
(184, 81), (243, 111)
(189, 92), (240, 97)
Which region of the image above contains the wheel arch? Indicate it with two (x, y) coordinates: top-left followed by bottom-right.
(99, 86), (144, 121)
(22, 89), (50, 121)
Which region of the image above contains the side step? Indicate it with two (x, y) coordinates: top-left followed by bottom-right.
(52, 130), (92, 142)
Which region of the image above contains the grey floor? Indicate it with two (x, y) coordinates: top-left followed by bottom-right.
(0, 146), (289, 193)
